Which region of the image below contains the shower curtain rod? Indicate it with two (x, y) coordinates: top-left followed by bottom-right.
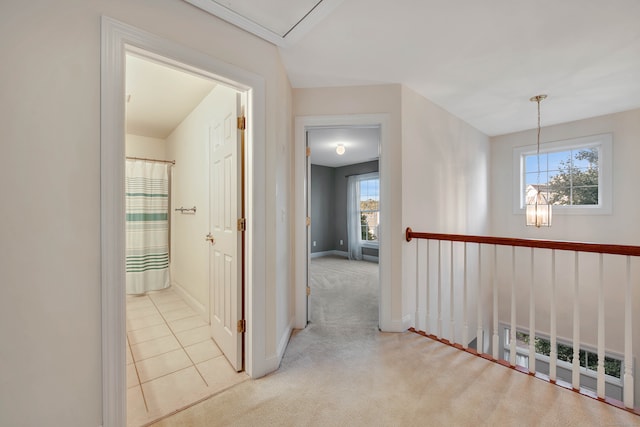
(126, 156), (175, 165)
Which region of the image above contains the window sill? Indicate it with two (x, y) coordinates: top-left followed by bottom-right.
(515, 205), (612, 216)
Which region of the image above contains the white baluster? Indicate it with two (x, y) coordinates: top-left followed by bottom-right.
(572, 252), (580, 390)
(492, 245), (499, 360)
(477, 244), (483, 354)
(529, 248), (536, 374)
(450, 241), (455, 343)
(463, 242), (468, 349)
(597, 253), (605, 399)
(624, 256), (634, 408)
(549, 250), (557, 382)
(510, 246), (516, 366)
(437, 240), (442, 339)
(426, 240), (430, 335)
(415, 240), (420, 331)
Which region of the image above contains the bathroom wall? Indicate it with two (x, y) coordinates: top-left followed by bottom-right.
(165, 84), (237, 317)
(125, 134), (167, 159)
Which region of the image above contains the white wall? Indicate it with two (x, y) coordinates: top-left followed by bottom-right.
(293, 85), (491, 333)
(491, 108), (640, 244)
(400, 85), (490, 346)
(0, 1), (292, 425)
(125, 134), (167, 159)
(293, 85), (404, 330)
(275, 68), (294, 358)
(490, 108), (640, 407)
(164, 84), (236, 316)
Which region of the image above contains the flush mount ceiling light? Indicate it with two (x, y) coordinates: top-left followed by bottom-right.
(526, 94), (552, 228)
(336, 144), (346, 155)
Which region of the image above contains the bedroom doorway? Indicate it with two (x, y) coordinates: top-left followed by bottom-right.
(305, 125), (381, 328)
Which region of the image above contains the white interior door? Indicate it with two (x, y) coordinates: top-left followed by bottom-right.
(208, 90), (243, 371)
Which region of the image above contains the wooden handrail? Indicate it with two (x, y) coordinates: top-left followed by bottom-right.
(405, 227), (640, 257)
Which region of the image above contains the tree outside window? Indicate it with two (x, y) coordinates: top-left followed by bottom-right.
(359, 178), (379, 242)
(524, 147), (599, 207)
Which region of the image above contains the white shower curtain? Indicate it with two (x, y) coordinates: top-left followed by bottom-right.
(125, 159), (171, 294)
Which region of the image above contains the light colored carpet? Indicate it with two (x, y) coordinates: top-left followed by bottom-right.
(152, 256), (639, 426)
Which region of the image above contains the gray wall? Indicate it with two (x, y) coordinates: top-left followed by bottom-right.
(311, 160), (379, 256)
(310, 165), (336, 252)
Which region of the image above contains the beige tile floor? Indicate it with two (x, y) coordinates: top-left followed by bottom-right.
(126, 288), (248, 426)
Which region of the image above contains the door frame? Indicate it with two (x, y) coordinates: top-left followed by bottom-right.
(294, 114), (391, 330)
(101, 17), (266, 426)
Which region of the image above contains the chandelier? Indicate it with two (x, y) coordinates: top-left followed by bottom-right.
(526, 94), (552, 227)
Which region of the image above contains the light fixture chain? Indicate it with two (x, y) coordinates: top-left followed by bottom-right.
(527, 94), (550, 227)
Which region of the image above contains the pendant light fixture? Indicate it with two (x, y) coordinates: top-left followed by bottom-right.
(526, 94), (552, 227)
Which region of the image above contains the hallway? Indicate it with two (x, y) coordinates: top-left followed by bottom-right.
(151, 258), (638, 426)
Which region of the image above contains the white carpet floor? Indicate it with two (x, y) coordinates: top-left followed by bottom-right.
(152, 256), (639, 426)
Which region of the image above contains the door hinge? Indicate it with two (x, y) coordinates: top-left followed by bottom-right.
(237, 217), (246, 232)
(306, 286), (311, 296)
(237, 319), (246, 333)
(306, 146), (311, 157)
(306, 216), (311, 227)
(237, 116), (246, 131)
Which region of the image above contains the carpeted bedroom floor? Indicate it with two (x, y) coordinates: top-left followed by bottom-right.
(151, 256), (639, 426)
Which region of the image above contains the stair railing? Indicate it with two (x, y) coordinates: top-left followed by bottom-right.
(405, 227), (639, 413)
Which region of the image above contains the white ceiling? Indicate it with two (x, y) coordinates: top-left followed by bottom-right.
(188, 0), (640, 136)
(126, 50), (379, 165)
(183, 0), (344, 45)
(126, 54), (216, 139)
(308, 126), (380, 167)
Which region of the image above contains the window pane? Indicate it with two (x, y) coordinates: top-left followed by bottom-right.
(547, 150), (571, 173)
(604, 357), (622, 378)
(525, 155), (542, 174)
(360, 211), (378, 241)
(534, 337), (551, 356)
(515, 331), (529, 348)
(557, 343), (573, 363)
(359, 177), (379, 242)
(525, 172), (541, 187)
(572, 186), (598, 205)
(522, 143), (602, 208)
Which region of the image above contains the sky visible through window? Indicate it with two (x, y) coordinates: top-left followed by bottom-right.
(524, 147), (599, 206)
(360, 178), (379, 202)
(525, 149), (592, 186)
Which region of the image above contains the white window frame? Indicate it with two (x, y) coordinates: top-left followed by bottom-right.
(358, 173), (380, 248)
(513, 133), (612, 215)
(500, 324), (625, 387)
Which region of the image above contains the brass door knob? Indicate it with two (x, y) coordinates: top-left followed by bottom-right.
(205, 233), (216, 244)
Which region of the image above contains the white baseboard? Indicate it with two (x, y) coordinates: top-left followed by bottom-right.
(171, 280), (207, 321)
(402, 314), (413, 331)
(277, 323), (293, 363)
(380, 314), (412, 333)
(310, 250), (348, 259)
(258, 320), (294, 376)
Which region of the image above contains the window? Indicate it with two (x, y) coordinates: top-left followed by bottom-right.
(503, 328), (622, 380)
(513, 134), (612, 215)
(500, 325), (626, 402)
(359, 177), (379, 243)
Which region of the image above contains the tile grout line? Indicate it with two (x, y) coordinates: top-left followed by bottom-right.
(126, 297), (151, 414)
(147, 292), (211, 387)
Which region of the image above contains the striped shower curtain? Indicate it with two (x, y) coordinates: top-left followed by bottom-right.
(125, 159), (171, 294)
